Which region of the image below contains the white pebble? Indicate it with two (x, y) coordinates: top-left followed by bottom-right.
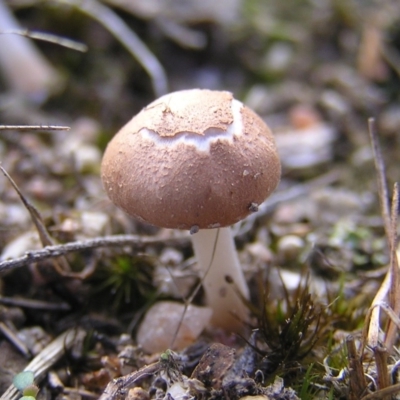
(136, 301), (212, 353)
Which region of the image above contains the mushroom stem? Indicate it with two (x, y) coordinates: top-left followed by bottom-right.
(191, 227), (249, 332)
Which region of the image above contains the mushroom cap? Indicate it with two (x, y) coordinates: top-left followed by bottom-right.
(101, 89), (281, 230)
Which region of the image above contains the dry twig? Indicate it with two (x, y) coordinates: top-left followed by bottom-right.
(361, 383), (400, 400)
(99, 362), (161, 400)
(0, 125), (70, 131)
(373, 346), (390, 398)
(346, 335), (368, 399)
(0, 234), (189, 275)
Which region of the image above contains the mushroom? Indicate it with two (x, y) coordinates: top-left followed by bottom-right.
(101, 89), (281, 332)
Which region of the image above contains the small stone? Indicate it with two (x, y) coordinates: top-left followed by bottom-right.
(1, 231), (40, 261)
(277, 235), (304, 262)
(246, 242), (273, 263)
(274, 122), (336, 170)
(17, 326), (51, 355)
(126, 387), (150, 400)
(288, 104), (321, 129)
(136, 301), (212, 353)
(159, 247), (184, 265)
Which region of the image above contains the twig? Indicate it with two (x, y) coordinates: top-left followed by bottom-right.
(346, 335), (368, 400)
(0, 296), (70, 311)
(99, 349), (182, 400)
(99, 362), (160, 400)
(373, 346), (390, 398)
(0, 234), (189, 275)
(0, 125), (70, 131)
(59, 0), (168, 97)
(361, 383), (400, 400)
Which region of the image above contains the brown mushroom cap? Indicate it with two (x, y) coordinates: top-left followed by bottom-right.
(101, 89), (281, 230)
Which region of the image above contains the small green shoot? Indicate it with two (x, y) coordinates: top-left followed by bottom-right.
(13, 371), (34, 391)
(13, 371), (39, 400)
(298, 363), (315, 400)
(90, 254), (155, 312)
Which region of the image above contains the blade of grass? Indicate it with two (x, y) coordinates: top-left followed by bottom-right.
(1, 29), (87, 52)
(368, 118), (390, 236)
(0, 164), (71, 273)
(365, 119), (393, 349)
(383, 182), (399, 352)
(58, 0), (168, 97)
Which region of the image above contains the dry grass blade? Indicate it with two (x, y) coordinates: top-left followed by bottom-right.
(0, 29), (88, 52)
(362, 183), (399, 353)
(361, 300), (400, 366)
(361, 383), (400, 400)
(0, 165), (54, 248)
(368, 118), (391, 237)
(365, 198), (399, 349)
(383, 182), (399, 351)
(58, 0), (168, 97)
(365, 120), (399, 350)
(0, 165), (72, 274)
(366, 272), (390, 349)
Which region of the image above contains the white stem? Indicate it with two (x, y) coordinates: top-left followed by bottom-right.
(0, 0), (61, 100)
(191, 227), (249, 332)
